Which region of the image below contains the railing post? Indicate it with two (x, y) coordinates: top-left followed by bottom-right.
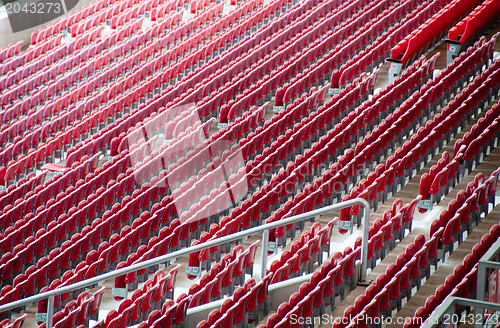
(46, 295), (54, 328)
(476, 261), (487, 328)
(446, 42), (461, 65)
(261, 229), (269, 280)
(360, 198), (370, 282)
(388, 61), (402, 84)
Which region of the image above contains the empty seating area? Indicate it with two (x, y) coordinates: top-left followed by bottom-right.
(446, 0), (500, 64)
(0, 0), (500, 327)
(389, 0), (483, 66)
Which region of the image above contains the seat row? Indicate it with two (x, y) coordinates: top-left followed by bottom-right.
(268, 219), (336, 285)
(187, 58), (430, 264)
(274, 0), (430, 106)
(63, 85), (328, 284)
(406, 205), (500, 327)
(226, 0), (404, 112)
(35, 287), (105, 328)
(264, 57), (432, 233)
(0, 313), (26, 328)
(0, 24), (103, 110)
(262, 245), (360, 328)
(1, 0), (183, 111)
(197, 196), (412, 328)
(182, 76), (376, 261)
(0, 107), (263, 316)
(118, 243), (269, 328)
(68, 0), (336, 168)
(0, 0), (241, 182)
(113, 242), (265, 328)
(9, 0), (170, 85)
(0, 154), (102, 259)
(448, 0), (500, 45)
(112, 192), (405, 326)
(0, 41), (23, 67)
(353, 198), (421, 270)
(66, 0), (288, 163)
(390, 0), (483, 65)
(196, 195), (413, 328)
(60, 0), (294, 168)
(195, 215), (360, 328)
(54, 0), (380, 211)
(0, 35), (63, 90)
(0, 152), (100, 236)
(187, 34), (488, 282)
(432, 169), (500, 259)
(169, 0), (352, 123)
(195, 274), (272, 328)
(228, 55), (427, 193)
(459, 101), (500, 174)
(418, 58), (500, 205)
(0, 0), (220, 167)
(338, 36), (498, 228)
(94, 265), (180, 328)
(30, 0), (184, 44)
(0, 18), (150, 175)
(128, 294), (192, 328)
(185, 238), (259, 285)
(336, 0), (447, 86)
(0, 171), (46, 215)
(0, 103), (264, 303)
(334, 168), (499, 328)
(333, 232), (440, 328)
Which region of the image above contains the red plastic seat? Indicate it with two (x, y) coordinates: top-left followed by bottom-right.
(88, 287), (105, 321)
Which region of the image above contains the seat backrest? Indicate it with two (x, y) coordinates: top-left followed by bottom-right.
(88, 286), (106, 316)
(11, 313), (27, 328)
(174, 295), (192, 325)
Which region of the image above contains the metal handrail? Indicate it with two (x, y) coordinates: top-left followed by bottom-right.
(0, 198), (370, 328)
(420, 297), (500, 328)
(421, 233), (500, 328)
